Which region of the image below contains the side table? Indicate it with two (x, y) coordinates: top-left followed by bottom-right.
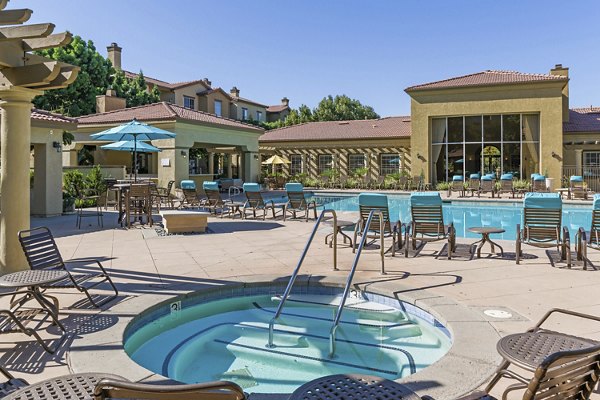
(324, 220), (355, 248)
(468, 226), (505, 258)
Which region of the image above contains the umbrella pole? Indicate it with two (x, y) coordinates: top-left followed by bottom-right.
(134, 137), (138, 182)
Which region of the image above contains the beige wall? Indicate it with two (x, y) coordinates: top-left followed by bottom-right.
(203, 92), (231, 116)
(408, 81), (567, 183)
(173, 83), (210, 110)
(232, 100), (267, 122)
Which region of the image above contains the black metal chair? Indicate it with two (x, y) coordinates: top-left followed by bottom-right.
(18, 227), (118, 308)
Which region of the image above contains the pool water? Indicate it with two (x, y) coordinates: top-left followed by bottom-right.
(125, 294), (451, 393)
(309, 193), (592, 241)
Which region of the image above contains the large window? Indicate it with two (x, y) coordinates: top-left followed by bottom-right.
(214, 100), (222, 116)
(183, 96), (195, 110)
(380, 154), (401, 175)
(290, 154), (302, 175)
(584, 152), (600, 178)
(256, 111), (263, 121)
(431, 114), (540, 182)
(348, 154), (365, 174)
(241, 107), (249, 120)
(318, 154), (333, 175)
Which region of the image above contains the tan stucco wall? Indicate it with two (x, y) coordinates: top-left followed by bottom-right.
(408, 81), (567, 183)
(232, 100), (267, 122)
(173, 83), (210, 110)
(203, 92), (231, 116)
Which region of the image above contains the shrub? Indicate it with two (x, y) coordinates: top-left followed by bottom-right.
(63, 169), (84, 199)
(513, 179), (530, 190)
(85, 165), (107, 195)
(436, 181), (450, 191)
(352, 167), (369, 178)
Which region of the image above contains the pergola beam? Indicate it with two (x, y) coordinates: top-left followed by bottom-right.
(0, 0), (9, 11)
(0, 61), (61, 87)
(22, 31), (72, 51)
(0, 9), (32, 25)
(0, 23), (54, 40)
(34, 65), (80, 90)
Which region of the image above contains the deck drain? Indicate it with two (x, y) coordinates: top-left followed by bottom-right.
(484, 309), (513, 319)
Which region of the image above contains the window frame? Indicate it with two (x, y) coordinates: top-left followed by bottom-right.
(214, 100), (222, 117)
(380, 154), (401, 176)
(183, 95), (195, 110)
(318, 154), (333, 175)
(348, 153), (366, 174)
(241, 107), (249, 120)
(290, 154), (303, 175)
(256, 110), (263, 121)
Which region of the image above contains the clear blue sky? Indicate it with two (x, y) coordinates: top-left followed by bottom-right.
(24, 0), (600, 117)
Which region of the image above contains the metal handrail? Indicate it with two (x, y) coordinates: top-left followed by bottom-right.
(267, 209), (338, 348)
(329, 209), (384, 358)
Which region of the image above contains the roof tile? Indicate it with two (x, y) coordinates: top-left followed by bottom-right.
(31, 109), (77, 124)
(259, 117), (410, 142)
(564, 109), (600, 133)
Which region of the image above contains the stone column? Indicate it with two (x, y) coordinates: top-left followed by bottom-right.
(575, 149), (583, 176)
(0, 87), (42, 274)
(208, 152), (214, 177)
(227, 154), (233, 178)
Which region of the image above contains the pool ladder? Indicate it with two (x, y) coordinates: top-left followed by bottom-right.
(267, 209), (386, 359)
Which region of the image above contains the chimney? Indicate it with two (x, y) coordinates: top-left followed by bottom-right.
(281, 97), (289, 107)
(230, 86), (240, 98)
(202, 78), (212, 87)
(550, 64), (569, 122)
(107, 42), (122, 70)
(96, 88), (126, 113)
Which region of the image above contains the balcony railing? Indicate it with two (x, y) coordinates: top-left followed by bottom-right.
(562, 165), (600, 191)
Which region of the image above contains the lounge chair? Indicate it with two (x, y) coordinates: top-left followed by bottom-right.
(575, 193), (600, 269)
(478, 174), (495, 198)
(242, 183), (278, 220)
(447, 175), (465, 197)
(405, 192), (456, 259)
(466, 173), (480, 197)
(178, 180), (202, 209)
(496, 173), (515, 198)
(151, 180), (175, 210)
(203, 181), (233, 217)
(570, 175), (588, 199)
(481, 308), (600, 400)
(283, 183), (317, 222)
(515, 193), (570, 266)
(352, 193), (402, 256)
(18, 227), (119, 307)
(531, 173), (547, 192)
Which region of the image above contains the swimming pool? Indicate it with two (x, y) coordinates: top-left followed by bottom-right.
(124, 287), (451, 394)
(308, 193), (592, 241)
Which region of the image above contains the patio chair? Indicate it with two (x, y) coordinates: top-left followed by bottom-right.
(203, 181), (233, 217)
(496, 173), (515, 198)
(478, 174), (495, 198)
(337, 174), (348, 189)
(18, 226), (119, 308)
(405, 192), (456, 259)
(242, 183), (278, 220)
(151, 180), (175, 210)
(178, 180), (202, 209)
(127, 183), (152, 227)
(352, 193), (402, 256)
(75, 187), (104, 229)
(531, 173), (547, 192)
(575, 193), (600, 269)
(375, 175), (386, 190)
(320, 175), (330, 189)
(398, 175), (409, 191)
(570, 175), (588, 199)
(0, 288), (63, 354)
(411, 175), (423, 191)
(103, 178), (118, 210)
(481, 308), (600, 400)
(467, 173), (480, 197)
(515, 193), (571, 267)
(283, 183), (317, 222)
(447, 175), (465, 197)
(94, 378), (246, 400)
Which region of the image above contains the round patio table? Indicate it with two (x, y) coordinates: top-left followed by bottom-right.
(288, 374), (420, 400)
(4, 373), (125, 400)
(497, 331), (597, 371)
(468, 226), (505, 258)
(0, 269), (68, 329)
(323, 219), (355, 248)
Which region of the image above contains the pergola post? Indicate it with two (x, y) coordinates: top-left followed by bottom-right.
(0, 87), (41, 273)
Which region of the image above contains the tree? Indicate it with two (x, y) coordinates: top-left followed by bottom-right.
(33, 36), (113, 116)
(33, 35), (161, 116)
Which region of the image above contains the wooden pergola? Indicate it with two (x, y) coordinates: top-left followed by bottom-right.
(0, 0), (79, 273)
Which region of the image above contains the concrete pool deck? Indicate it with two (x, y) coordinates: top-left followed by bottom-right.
(1, 204), (600, 399)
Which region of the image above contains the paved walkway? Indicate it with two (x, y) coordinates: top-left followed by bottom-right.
(1, 208), (599, 399)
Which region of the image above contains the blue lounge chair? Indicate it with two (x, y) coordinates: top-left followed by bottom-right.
(405, 192), (456, 259)
(531, 173), (547, 192)
(516, 193), (570, 266)
(448, 175), (465, 197)
(497, 173), (514, 198)
(203, 181), (233, 217)
(242, 183), (278, 220)
(179, 180), (202, 209)
(570, 175), (588, 199)
(576, 194), (600, 269)
(467, 173), (480, 197)
(283, 183), (317, 222)
(479, 174), (495, 197)
(353, 193), (402, 256)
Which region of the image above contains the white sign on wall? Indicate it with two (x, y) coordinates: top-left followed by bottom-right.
(161, 158), (171, 167)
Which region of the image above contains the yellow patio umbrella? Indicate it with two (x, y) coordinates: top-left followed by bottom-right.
(262, 155), (291, 177)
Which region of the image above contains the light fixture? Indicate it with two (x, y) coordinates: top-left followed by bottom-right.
(181, 150), (187, 158)
(253, 154), (259, 160)
(52, 141), (61, 153)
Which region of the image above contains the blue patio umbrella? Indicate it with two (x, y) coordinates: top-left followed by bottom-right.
(91, 119), (176, 181)
(101, 140), (162, 153)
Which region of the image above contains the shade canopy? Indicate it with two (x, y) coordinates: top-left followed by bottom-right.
(101, 140), (161, 153)
(90, 119), (176, 141)
(262, 155), (291, 165)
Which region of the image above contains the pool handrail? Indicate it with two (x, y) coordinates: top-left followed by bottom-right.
(267, 209), (338, 348)
(329, 209), (384, 358)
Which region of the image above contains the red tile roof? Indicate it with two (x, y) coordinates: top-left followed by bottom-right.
(564, 108), (600, 133)
(266, 104), (289, 113)
(232, 96), (268, 108)
(31, 109), (77, 125)
(77, 102), (263, 132)
(259, 117), (411, 142)
(406, 70), (568, 92)
(122, 70), (210, 90)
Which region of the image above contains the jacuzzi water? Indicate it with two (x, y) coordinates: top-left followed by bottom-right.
(125, 293), (452, 393)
